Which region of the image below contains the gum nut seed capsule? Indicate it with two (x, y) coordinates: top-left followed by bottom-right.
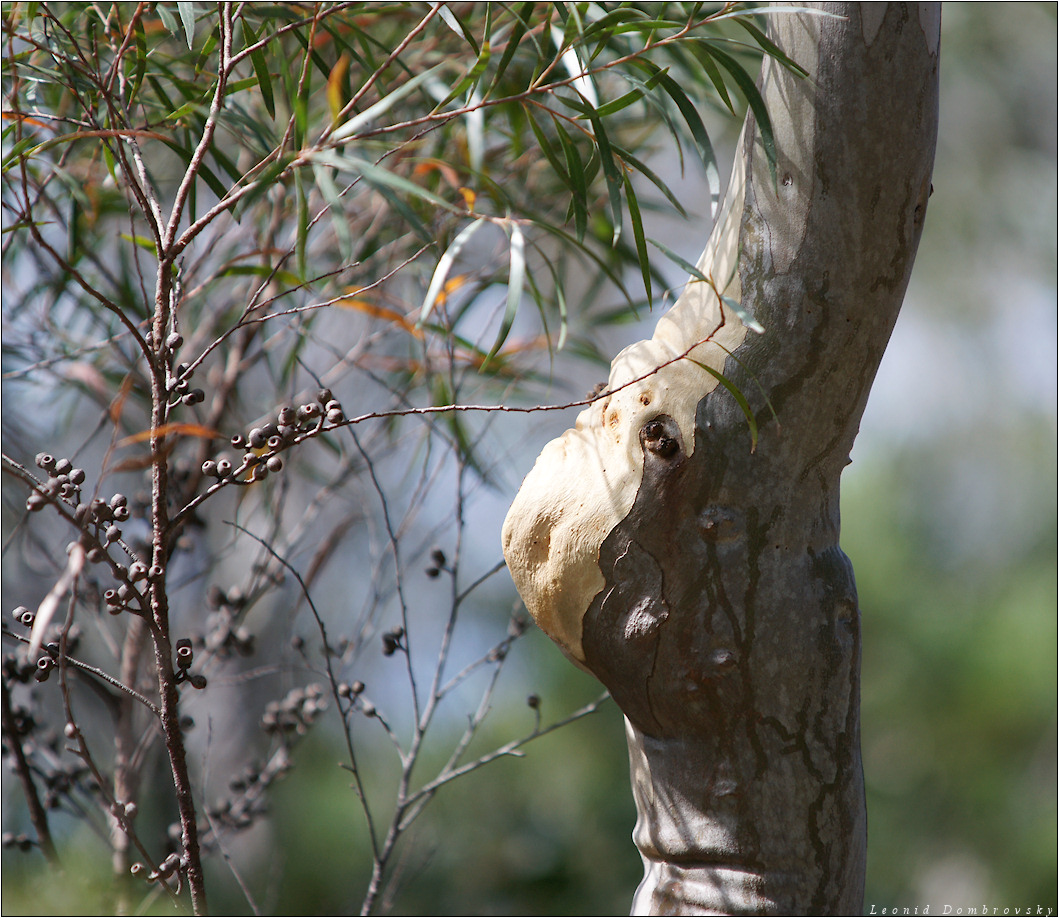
(110, 493), (127, 509)
(26, 494), (46, 512)
(35, 452), (54, 470)
(188, 673), (207, 690)
(303, 402), (320, 417)
(296, 406), (311, 422)
(278, 406), (295, 425)
(260, 423), (279, 440)
(266, 435), (282, 450)
(324, 399), (341, 413)
(107, 602), (122, 615)
(20, 610), (34, 625)
(104, 589), (118, 603)
(189, 388), (205, 403)
(166, 332), (183, 350)
(252, 465), (268, 481)
(176, 379), (190, 394)
(105, 525), (122, 544)
(176, 363), (190, 378)
(60, 483), (77, 499)
(216, 459), (232, 477)
(266, 456), (283, 473)
(317, 388), (333, 405)
(114, 506), (130, 522)
(54, 458), (72, 475)
(201, 460), (217, 476)
(361, 702), (376, 717)
(230, 434), (246, 449)
(129, 562), (147, 582)
(123, 802), (138, 819)
(527, 694), (541, 709)
(248, 428), (266, 449)
(75, 503), (89, 522)
(352, 680), (365, 695)
(149, 565), (164, 580)
(277, 425), (295, 441)
(326, 408), (344, 424)
(11, 606), (29, 622)
(51, 473), (68, 487)
(117, 584), (133, 600)
(69, 468), (86, 485)
(431, 548), (446, 567)
(63, 722), (78, 739)
(87, 547), (105, 564)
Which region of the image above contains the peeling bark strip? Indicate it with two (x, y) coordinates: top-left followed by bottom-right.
(504, 4), (939, 916)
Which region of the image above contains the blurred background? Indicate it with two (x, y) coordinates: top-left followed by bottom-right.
(2, 3), (1055, 915)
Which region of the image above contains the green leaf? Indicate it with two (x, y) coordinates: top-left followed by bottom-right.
(218, 264), (303, 287)
(177, 1), (197, 49)
(622, 172), (651, 306)
(488, 1), (535, 94)
(331, 64), (446, 142)
(614, 145), (687, 218)
(294, 169), (307, 280)
(703, 44), (778, 186)
(647, 236), (765, 333)
(242, 20), (275, 119)
(313, 165), (355, 262)
(584, 105), (623, 246)
(585, 86), (645, 119)
(733, 18), (809, 77)
(633, 60), (719, 215)
(483, 220), (525, 369)
(687, 357), (758, 452)
(156, 5), (180, 37)
(555, 121), (589, 242)
(120, 233), (159, 254)
(707, 5), (846, 23)
(419, 217), (486, 324)
(314, 152), (452, 211)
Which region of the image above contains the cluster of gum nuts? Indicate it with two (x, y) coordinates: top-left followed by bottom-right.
(201, 388), (344, 483)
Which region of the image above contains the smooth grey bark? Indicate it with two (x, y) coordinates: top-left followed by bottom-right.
(505, 4), (939, 915)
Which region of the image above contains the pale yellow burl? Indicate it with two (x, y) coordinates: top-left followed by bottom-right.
(502, 136), (753, 666)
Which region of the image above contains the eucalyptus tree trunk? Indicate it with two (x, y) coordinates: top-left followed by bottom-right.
(503, 4), (940, 915)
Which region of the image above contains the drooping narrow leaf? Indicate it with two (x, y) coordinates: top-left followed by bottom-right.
(419, 218), (486, 324)
(555, 120), (588, 241)
(177, 1), (197, 49)
(733, 18), (809, 76)
(647, 236), (765, 333)
(483, 220), (525, 368)
(634, 60), (719, 216)
(488, 2), (535, 94)
(331, 64), (446, 142)
(584, 105), (623, 246)
(704, 44), (778, 185)
(615, 144), (687, 218)
(622, 171), (651, 305)
(327, 54), (350, 123)
(687, 358), (759, 452)
(294, 168), (308, 280)
(242, 19), (275, 118)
